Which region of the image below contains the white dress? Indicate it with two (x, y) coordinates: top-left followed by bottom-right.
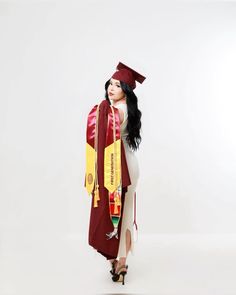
(112, 102), (139, 258)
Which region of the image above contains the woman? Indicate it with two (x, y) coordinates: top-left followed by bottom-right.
(85, 62), (145, 285)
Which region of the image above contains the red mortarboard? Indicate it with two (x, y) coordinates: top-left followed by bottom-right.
(111, 62), (146, 89)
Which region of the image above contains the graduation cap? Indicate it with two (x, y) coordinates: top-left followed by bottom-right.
(111, 62), (146, 90)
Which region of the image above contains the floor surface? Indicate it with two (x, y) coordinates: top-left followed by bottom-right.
(1, 232), (236, 295)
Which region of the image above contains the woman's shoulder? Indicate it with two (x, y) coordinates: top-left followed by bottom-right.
(113, 103), (128, 124)
(113, 103), (127, 112)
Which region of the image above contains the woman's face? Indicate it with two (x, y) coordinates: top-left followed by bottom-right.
(107, 78), (126, 102)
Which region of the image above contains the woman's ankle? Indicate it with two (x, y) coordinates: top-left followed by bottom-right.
(118, 257), (126, 267)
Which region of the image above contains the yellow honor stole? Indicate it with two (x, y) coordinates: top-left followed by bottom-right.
(85, 104), (100, 207)
(85, 102), (122, 240)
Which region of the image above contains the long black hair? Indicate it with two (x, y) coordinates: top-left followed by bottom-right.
(105, 79), (142, 151)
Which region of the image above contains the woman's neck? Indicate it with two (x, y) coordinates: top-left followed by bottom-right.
(111, 98), (126, 106)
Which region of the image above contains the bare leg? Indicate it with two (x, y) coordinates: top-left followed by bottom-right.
(116, 229), (131, 271)
(109, 228), (131, 269)
(126, 229), (131, 256)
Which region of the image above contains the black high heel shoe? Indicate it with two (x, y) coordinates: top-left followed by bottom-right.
(112, 264), (127, 285)
(110, 259), (118, 275)
(110, 260), (128, 275)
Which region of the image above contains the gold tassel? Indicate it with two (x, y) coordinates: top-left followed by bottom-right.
(93, 184), (100, 208)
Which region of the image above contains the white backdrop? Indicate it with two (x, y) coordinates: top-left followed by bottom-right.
(1, 1), (236, 246)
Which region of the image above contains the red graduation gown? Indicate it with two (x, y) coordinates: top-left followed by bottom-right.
(87, 99), (131, 259)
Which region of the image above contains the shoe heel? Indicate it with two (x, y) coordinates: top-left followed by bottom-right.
(112, 265), (127, 284)
(120, 271), (126, 285)
(122, 275), (125, 285)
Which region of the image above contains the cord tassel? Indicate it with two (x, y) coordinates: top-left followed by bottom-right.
(93, 184), (100, 208)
